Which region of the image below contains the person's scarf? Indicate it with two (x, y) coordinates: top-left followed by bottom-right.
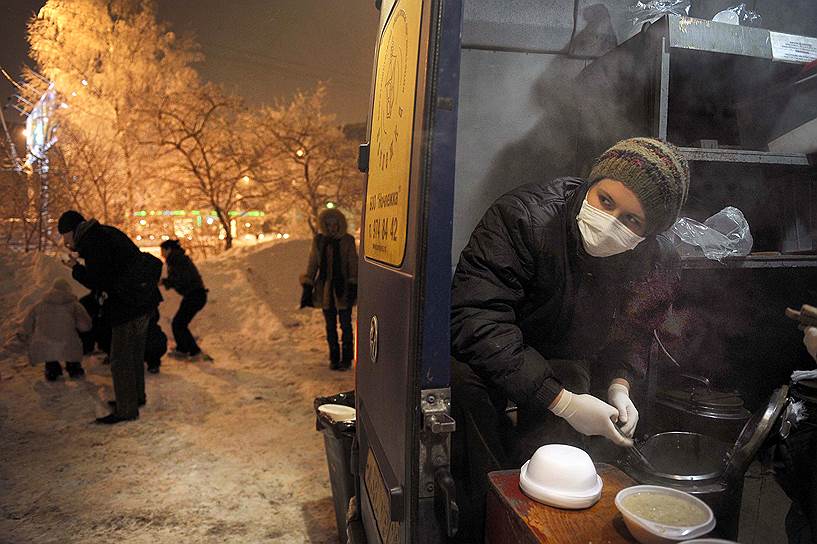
(318, 235), (345, 298)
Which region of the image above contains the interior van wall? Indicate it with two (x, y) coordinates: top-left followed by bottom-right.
(451, 49), (587, 267)
(451, 0), (633, 267)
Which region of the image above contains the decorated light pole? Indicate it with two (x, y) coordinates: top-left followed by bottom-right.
(24, 84), (59, 250)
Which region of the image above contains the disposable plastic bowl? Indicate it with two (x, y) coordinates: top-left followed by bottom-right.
(615, 485), (716, 544)
(317, 404), (356, 423)
(519, 444), (602, 509)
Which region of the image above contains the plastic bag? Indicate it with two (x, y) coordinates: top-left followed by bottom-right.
(670, 206), (753, 262)
(629, 0), (691, 28)
(712, 3), (761, 26)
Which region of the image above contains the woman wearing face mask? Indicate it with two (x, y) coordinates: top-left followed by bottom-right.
(449, 137), (689, 542)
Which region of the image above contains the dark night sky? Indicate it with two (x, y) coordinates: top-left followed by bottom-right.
(1, 1), (380, 127)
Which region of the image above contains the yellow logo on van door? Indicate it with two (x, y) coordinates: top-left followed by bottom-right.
(364, 0), (423, 267)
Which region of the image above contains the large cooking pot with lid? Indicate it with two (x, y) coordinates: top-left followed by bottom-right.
(622, 386), (789, 539)
(654, 373), (751, 443)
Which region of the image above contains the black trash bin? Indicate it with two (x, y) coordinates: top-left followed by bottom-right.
(314, 391), (356, 544)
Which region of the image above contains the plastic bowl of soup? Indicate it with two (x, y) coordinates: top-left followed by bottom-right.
(615, 485), (715, 543)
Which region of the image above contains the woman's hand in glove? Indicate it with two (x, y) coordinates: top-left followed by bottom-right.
(608, 381), (638, 438)
(299, 284), (314, 308)
(549, 389), (633, 447)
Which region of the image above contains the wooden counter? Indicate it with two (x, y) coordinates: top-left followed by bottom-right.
(485, 464), (639, 543)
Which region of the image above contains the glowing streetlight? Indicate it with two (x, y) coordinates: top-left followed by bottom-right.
(326, 202), (336, 209)
(81, 79), (88, 86)
(295, 148), (305, 158)
(241, 175), (250, 183)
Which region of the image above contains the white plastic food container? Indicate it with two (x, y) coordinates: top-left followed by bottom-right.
(615, 485), (716, 544)
(518, 444), (602, 509)
(317, 403), (356, 423)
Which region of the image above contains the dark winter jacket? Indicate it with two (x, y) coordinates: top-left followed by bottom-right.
(451, 177), (680, 415)
(71, 219), (161, 326)
(162, 248), (205, 296)
(79, 290), (111, 355)
(144, 308), (168, 364)
(301, 208), (359, 310)
(79, 291), (165, 362)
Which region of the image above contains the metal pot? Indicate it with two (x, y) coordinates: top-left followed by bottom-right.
(654, 374), (751, 444)
(623, 387), (790, 539)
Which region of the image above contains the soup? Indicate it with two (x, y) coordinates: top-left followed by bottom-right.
(621, 492), (708, 526)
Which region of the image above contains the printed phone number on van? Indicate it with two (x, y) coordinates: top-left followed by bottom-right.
(368, 216), (399, 244)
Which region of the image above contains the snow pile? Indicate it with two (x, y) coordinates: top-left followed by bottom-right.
(0, 239), (355, 543)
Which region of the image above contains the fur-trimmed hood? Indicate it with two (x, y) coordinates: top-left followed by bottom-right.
(41, 288), (77, 305)
(318, 208), (348, 239)
(41, 278), (77, 305)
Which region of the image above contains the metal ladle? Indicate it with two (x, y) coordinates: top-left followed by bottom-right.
(615, 425), (658, 472)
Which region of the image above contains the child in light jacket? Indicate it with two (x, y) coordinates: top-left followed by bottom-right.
(21, 278), (92, 381)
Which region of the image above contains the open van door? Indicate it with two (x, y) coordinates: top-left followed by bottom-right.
(355, 0), (463, 542)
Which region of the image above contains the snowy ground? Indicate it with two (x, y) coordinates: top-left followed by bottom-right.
(0, 240), (354, 543)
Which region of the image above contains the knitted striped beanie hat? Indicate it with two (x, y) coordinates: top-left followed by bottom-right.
(588, 138), (690, 235)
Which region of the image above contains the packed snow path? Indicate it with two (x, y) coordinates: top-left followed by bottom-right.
(0, 240), (354, 543)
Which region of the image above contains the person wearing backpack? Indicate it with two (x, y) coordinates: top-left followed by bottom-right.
(57, 210), (161, 424)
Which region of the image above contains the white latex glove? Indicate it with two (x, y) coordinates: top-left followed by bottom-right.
(608, 382), (639, 438)
(549, 389), (632, 447)
(804, 327), (817, 362)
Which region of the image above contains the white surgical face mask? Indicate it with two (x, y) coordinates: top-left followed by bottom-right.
(576, 197), (645, 258)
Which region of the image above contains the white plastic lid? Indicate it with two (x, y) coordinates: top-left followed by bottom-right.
(519, 444), (603, 509)
(317, 404), (356, 423)
(712, 9), (740, 25)
(686, 540), (739, 544)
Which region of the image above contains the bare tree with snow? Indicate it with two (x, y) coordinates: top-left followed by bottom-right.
(25, 0), (201, 225)
(154, 85), (264, 250)
(257, 83), (362, 235)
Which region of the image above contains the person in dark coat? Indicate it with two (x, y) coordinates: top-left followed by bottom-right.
(144, 307), (168, 373)
(79, 289), (165, 374)
(160, 239), (207, 358)
(58, 210), (161, 424)
(300, 208), (359, 370)
(449, 138), (689, 542)
(79, 290), (112, 358)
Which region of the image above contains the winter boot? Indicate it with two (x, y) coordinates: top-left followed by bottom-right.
(65, 361), (85, 378)
(328, 341), (341, 370)
(44, 361), (63, 381)
(341, 344), (354, 370)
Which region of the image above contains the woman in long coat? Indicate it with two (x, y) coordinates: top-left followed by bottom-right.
(300, 208), (359, 370)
